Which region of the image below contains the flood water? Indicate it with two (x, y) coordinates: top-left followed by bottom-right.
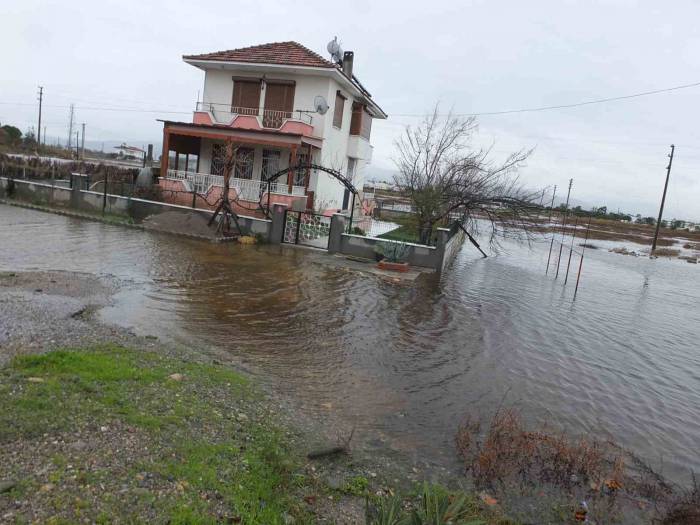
(1, 204), (699, 482)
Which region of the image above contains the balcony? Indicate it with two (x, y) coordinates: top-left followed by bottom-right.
(194, 102), (314, 135)
(347, 135), (373, 163)
(166, 169), (306, 201)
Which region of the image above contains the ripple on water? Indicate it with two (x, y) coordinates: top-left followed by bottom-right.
(1, 203), (698, 481)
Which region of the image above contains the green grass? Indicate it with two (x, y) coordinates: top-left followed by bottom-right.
(377, 215), (439, 246)
(0, 345), (311, 524)
(0, 346), (506, 524)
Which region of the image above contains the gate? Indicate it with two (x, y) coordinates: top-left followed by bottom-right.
(282, 210), (332, 249)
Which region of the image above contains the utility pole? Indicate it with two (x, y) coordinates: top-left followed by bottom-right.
(75, 131), (79, 159)
(37, 86), (43, 147)
(651, 144), (675, 253)
(81, 123), (86, 159)
(67, 104), (75, 148)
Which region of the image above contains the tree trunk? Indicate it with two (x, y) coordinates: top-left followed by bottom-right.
(419, 222), (433, 245)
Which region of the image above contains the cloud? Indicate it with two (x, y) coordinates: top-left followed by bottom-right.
(3, 0), (699, 219)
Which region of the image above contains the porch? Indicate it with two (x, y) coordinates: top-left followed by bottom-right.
(159, 120), (322, 211)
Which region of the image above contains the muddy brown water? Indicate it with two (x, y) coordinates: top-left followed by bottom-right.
(1, 204), (699, 483)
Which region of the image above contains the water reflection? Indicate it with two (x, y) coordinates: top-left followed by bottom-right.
(1, 204), (698, 481)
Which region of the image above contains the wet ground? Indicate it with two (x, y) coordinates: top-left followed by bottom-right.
(1, 203), (698, 487)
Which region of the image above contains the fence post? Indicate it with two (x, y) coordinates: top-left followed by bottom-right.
(294, 210), (302, 244)
(102, 173), (108, 214)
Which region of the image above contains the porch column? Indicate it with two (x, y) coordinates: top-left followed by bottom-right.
(161, 128), (170, 176)
(304, 144), (312, 191)
(288, 145), (297, 193)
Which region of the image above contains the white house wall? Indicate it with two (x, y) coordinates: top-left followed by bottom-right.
(199, 67), (375, 211)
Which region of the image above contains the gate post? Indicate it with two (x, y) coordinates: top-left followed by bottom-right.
(294, 211), (302, 244)
(327, 213), (347, 254)
(269, 203), (288, 245)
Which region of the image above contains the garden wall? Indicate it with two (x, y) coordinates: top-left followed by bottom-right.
(0, 176), (272, 240)
(327, 213), (463, 272)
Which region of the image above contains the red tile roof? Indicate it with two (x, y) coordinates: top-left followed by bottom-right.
(183, 41), (336, 69)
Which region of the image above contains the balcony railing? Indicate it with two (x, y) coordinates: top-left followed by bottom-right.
(195, 102), (312, 127)
(166, 169), (306, 200)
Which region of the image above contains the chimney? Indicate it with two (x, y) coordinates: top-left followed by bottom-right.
(342, 51), (354, 78)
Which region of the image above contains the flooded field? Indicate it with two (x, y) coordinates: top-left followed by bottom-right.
(1, 204), (698, 483)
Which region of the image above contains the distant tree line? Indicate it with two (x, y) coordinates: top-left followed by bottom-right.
(547, 203), (691, 229)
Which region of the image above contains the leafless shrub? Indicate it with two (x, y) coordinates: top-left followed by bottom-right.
(456, 408), (697, 522)
(456, 409), (617, 491)
(393, 104), (540, 247)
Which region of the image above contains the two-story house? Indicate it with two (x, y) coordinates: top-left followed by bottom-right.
(158, 41), (387, 216)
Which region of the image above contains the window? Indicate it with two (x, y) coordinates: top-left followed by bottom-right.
(347, 157), (357, 182)
(293, 152), (310, 186)
(210, 144), (225, 176)
(263, 82), (295, 127)
(232, 79), (261, 114)
(333, 90), (346, 128)
(350, 102), (372, 139)
(262, 149), (280, 180)
(234, 147), (254, 179)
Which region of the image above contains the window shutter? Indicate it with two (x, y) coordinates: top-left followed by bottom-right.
(263, 83), (296, 127)
(232, 81), (261, 113)
(333, 91), (346, 128)
(350, 102), (362, 135)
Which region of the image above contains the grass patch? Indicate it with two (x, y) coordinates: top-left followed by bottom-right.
(0, 346), (505, 524)
(377, 215), (438, 245)
(0, 345), (310, 523)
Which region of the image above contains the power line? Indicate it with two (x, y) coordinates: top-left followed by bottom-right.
(389, 80), (700, 117)
(0, 101), (190, 115)
(3, 78), (700, 118)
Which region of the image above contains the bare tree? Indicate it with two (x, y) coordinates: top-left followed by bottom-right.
(393, 104), (539, 246)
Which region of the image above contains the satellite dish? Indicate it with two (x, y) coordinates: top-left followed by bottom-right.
(314, 95), (329, 115)
(326, 36), (343, 64)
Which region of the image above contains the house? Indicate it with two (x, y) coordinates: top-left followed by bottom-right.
(158, 41), (387, 217)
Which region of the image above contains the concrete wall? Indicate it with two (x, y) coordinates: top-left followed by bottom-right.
(439, 224), (465, 272)
(0, 177), (272, 240)
(327, 214), (464, 271)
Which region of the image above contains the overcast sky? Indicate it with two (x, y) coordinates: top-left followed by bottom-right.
(3, 0), (699, 219)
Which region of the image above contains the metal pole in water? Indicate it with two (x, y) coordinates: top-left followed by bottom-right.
(555, 179), (573, 279)
(564, 216), (579, 285)
(545, 185), (557, 274)
(574, 216), (592, 299)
